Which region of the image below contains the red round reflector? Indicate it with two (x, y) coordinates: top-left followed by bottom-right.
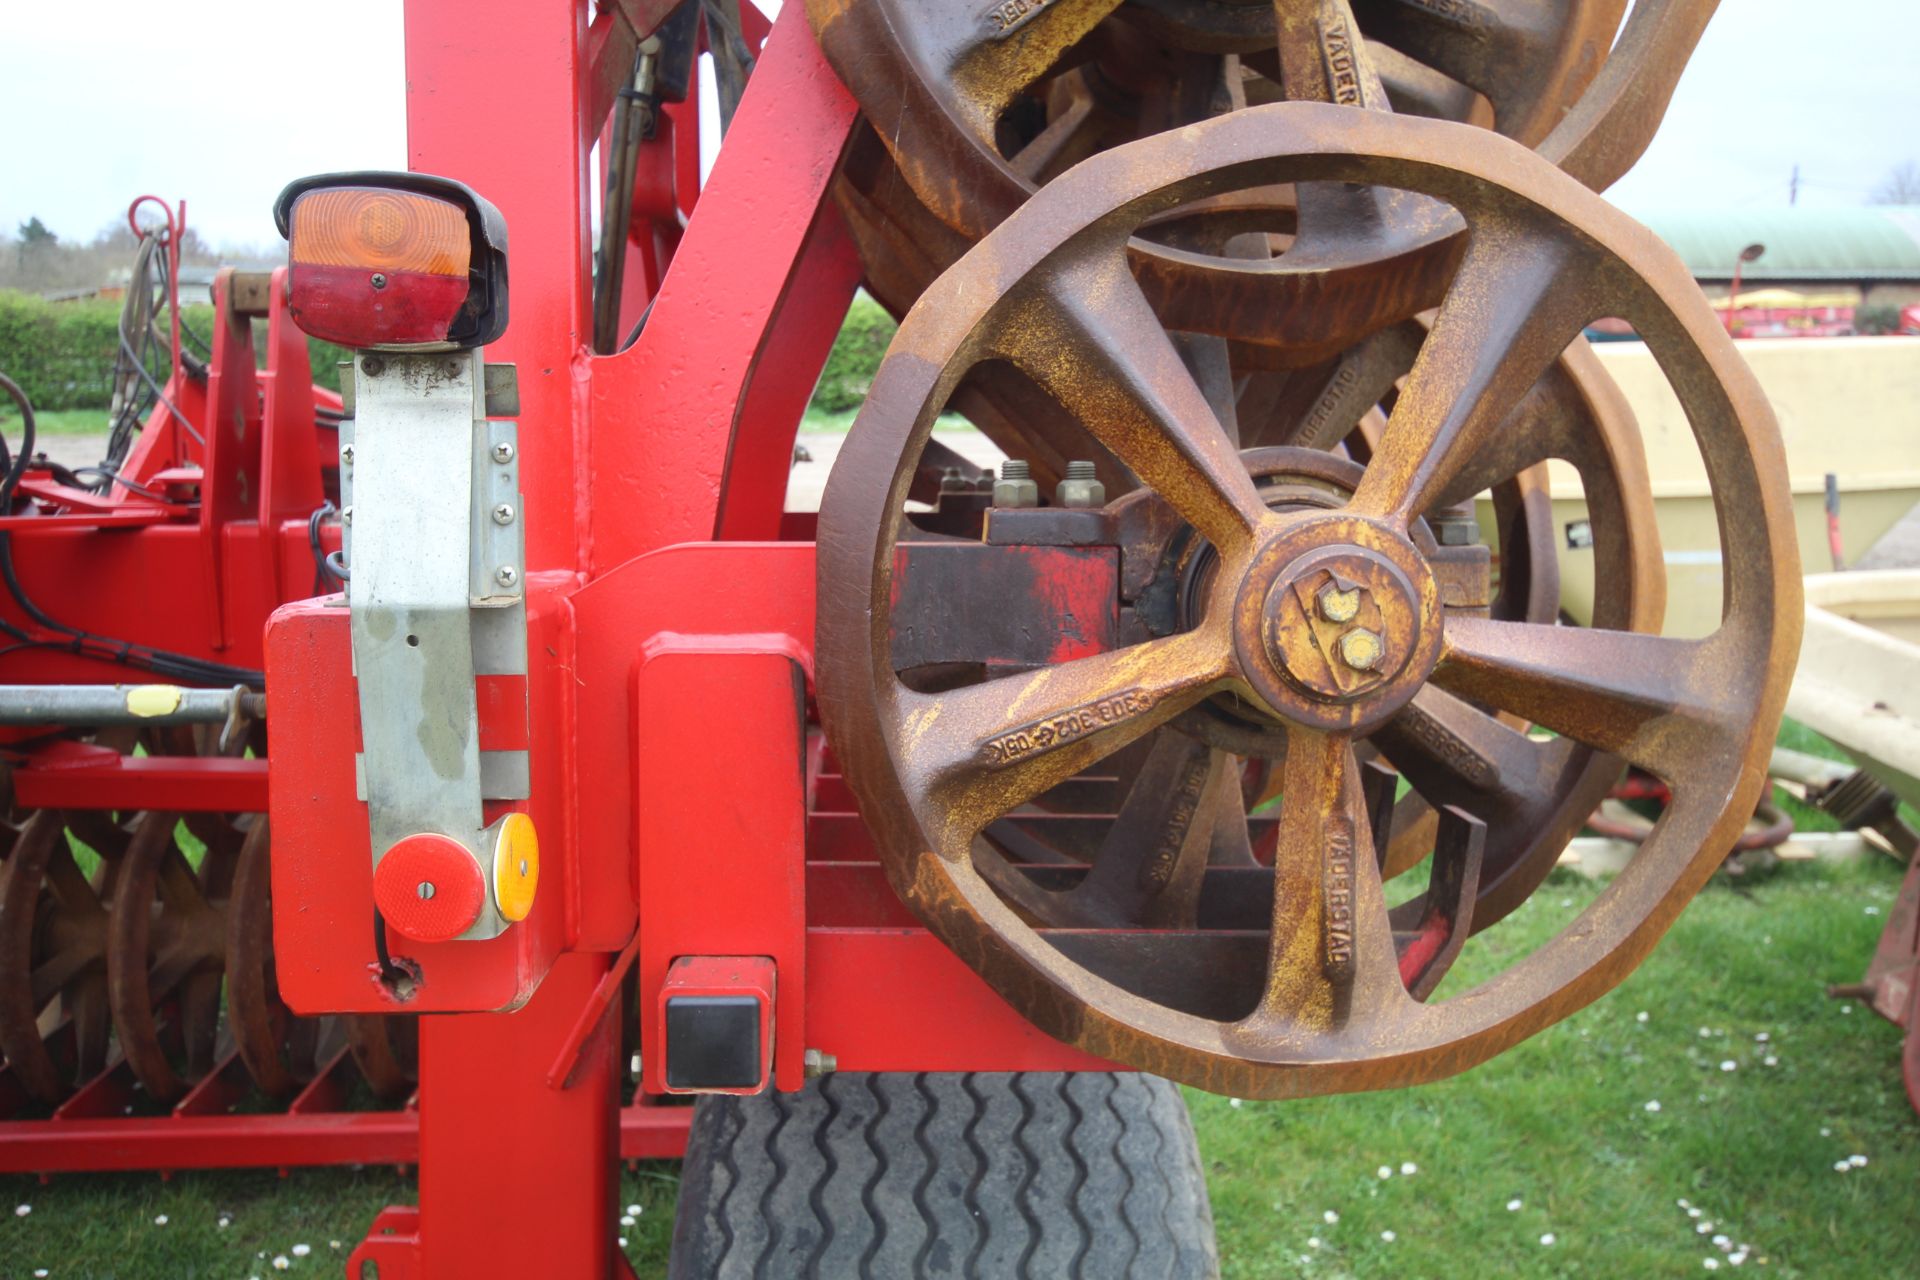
(374, 833), (487, 943)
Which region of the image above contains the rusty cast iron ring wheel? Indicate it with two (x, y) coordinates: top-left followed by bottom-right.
(817, 103), (1800, 1097)
(812, 0), (1715, 363)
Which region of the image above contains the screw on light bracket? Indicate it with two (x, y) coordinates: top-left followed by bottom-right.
(341, 349), (533, 943)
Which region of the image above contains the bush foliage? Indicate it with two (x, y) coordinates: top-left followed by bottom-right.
(0, 289), (347, 415)
(810, 293), (896, 414)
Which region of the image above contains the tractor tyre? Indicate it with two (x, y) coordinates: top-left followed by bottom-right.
(667, 1071), (1219, 1279)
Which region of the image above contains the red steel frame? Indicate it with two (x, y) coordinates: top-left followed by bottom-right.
(0, 3), (1109, 1277)
(326, 6), (1105, 1272)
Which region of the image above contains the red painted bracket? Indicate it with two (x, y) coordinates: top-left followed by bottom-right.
(656, 955), (777, 1096)
(637, 645), (808, 1095)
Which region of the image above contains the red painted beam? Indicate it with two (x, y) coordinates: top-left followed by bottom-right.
(13, 753), (268, 813)
(0, 1103), (691, 1174)
(0, 1111), (416, 1174)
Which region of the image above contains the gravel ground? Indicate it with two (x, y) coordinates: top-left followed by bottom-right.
(786, 428), (1003, 512)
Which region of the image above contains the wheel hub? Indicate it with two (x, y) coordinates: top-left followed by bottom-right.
(1231, 512), (1442, 733)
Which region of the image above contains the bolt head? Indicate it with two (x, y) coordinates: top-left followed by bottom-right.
(1317, 580), (1363, 624)
(491, 503), (516, 526)
(416, 881), (436, 900)
(341, 505), (353, 525)
(370, 272), (388, 290)
(491, 441), (515, 465)
(1338, 628), (1385, 671)
(340, 444), (355, 466)
(494, 565), (518, 587)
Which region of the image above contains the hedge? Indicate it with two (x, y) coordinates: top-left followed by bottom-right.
(0, 289), (349, 415)
(810, 293), (897, 413)
(6, 282), (885, 419)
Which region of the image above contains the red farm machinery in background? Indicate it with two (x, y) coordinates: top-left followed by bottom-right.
(0, 6), (1114, 1274)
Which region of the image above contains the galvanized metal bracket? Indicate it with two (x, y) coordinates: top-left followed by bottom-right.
(339, 350), (528, 941)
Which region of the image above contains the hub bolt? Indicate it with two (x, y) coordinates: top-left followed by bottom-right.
(1055, 460), (1106, 509)
(993, 459), (1040, 509)
(1338, 628), (1385, 672)
(1317, 580), (1363, 624)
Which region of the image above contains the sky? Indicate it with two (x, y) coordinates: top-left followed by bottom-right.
(0, 0), (1915, 251)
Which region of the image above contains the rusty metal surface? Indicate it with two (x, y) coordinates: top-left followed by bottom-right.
(815, 103), (1800, 1097)
(0, 732), (417, 1110)
(810, 0), (1714, 362)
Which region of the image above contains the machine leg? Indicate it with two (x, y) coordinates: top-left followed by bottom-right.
(352, 952), (620, 1279)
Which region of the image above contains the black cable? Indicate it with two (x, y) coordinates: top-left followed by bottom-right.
(620, 297), (657, 352)
(307, 500), (343, 593)
(67, 467), (179, 504)
(113, 326), (203, 446)
(0, 371), (264, 688)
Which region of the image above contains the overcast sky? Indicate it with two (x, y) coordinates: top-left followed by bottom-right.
(1, 0), (1914, 250)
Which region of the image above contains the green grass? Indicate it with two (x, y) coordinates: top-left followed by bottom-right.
(4, 855), (1910, 1278)
(1196, 855), (1917, 1279)
(0, 408), (109, 437)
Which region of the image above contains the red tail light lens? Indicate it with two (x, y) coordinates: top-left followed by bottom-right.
(286, 187), (472, 349)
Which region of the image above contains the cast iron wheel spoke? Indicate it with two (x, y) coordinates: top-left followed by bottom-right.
(1266, 324), (1424, 451)
(1243, 727), (1407, 1034)
(1007, 85), (1098, 184)
(1535, 0), (1719, 191)
(1274, 0), (1392, 111)
(994, 253), (1273, 554)
(1207, 773), (1261, 868)
(941, 1), (1120, 139)
(1353, 0), (1627, 146)
(1349, 227), (1591, 526)
(145, 934), (209, 1004)
(28, 947), (95, 1006)
(1433, 616), (1723, 777)
(1428, 378), (1578, 506)
(901, 628), (1235, 835)
(1371, 686), (1577, 872)
(1061, 737), (1237, 926)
